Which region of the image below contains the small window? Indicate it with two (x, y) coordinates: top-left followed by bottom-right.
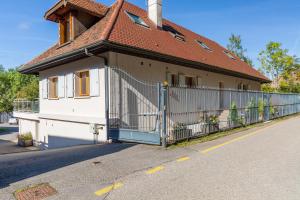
(238, 83), (243, 90)
(224, 50), (236, 60)
(49, 77), (58, 99)
(59, 13), (72, 45)
(163, 25), (185, 41)
(171, 74), (178, 86)
(185, 76), (197, 88)
(126, 11), (149, 28)
(196, 40), (212, 51)
(75, 71), (90, 97)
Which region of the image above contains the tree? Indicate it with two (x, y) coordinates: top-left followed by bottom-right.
(258, 42), (295, 88)
(227, 34), (253, 66)
(0, 67), (39, 113)
(0, 65), (4, 72)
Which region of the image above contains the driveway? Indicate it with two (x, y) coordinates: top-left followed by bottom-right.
(0, 116), (300, 200)
(0, 124), (34, 155)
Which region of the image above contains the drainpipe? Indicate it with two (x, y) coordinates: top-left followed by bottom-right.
(84, 48), (110, 142)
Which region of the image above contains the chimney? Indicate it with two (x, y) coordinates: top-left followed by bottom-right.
(148, 0), (162, 28)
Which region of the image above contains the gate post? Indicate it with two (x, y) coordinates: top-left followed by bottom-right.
(105, 65), (110, 141)
(161, 82), (168, 148)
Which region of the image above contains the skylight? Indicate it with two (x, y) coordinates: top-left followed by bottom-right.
(196, 40), (212, 51)
(125, 11), (149, 28)
(224, 50), (236, 60)
(163, 25), (185, 41)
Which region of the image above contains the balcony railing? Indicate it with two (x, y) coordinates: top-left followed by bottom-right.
(13, 99), (39, 113)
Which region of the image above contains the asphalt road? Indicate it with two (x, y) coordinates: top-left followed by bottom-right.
(0, 116), (300, 200)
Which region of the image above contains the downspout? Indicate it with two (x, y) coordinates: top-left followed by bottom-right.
(84, 48), (110, 142)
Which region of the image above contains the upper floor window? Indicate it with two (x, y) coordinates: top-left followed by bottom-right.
(125, 11), (149, 28)
(59, 13), (72, 45)
(49, 77), (58, 99)
(75, 71), (90, 97)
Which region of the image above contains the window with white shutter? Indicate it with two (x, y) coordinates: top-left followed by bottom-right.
(66, 73), (74, 98)
(89, 68), (100, 97)
(58, 75), (65, 98)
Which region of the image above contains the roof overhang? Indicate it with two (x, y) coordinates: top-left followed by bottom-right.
(20, 40), (271, 83)
(45, 0), (108, 22)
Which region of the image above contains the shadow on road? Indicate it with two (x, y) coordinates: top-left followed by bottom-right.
(0, 143), (135, 189)
(0, 125), (18, 136)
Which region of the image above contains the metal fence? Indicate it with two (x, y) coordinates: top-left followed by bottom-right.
(166, 86), (300, 144)
(0, 112), (12, 123)
(107, 67), (300, 145)
(108, 67), (160, 133)
(13, 99), (39, 113)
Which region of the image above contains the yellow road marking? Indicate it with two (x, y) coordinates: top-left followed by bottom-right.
(201, 128), (266, 154)
(146, 166), (164, 174)
(177, 157), (190, 162)
(95, 182), (123, 196)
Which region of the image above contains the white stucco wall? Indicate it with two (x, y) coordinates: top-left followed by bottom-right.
(108, 52), (261, 90)
(38, 119), (105, 149)
(37, 56), (107, 148)
(19, 118), (39, 142)
(39, 57), (106, 122)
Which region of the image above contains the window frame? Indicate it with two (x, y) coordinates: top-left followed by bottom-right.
(125, 11), (150, 28)
(163, 25), (185, 42)
(59, 12), (73, 45)
(48, 76), (59, 100)
(75, 70), (90, 97)
(224, 50), (236, 60)
(196, 40), (212, 51)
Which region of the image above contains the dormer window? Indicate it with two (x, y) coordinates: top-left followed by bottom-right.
(59, 13), (73, 45)
(45, 0), (108, 46)
(163, 25), (185, 42)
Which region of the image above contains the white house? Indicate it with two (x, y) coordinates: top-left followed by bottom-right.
(14, 0), (270, 149)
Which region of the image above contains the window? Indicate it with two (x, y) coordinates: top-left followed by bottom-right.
(49, 77), (58, 99)
(224, 50), (236, 60)
(185, 76), (197, 88)
(196, 40), (212, 51)
(75, 71), (90, 97)
(126, 11), (149, 28)
(171, 74), (178, 86)
(163, 25), (185, 41)
(59, 13), (72, 45)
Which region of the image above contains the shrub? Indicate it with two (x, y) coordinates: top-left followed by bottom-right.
(18, 132), (32, 141)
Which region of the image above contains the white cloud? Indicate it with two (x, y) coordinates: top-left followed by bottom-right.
(18, 22), (30, 30)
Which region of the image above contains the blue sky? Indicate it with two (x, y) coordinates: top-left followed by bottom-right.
(0, 0), (299, 70)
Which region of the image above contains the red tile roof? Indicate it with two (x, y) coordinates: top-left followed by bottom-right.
(22, 0), (269, 82)
(45, 0), (109, 21)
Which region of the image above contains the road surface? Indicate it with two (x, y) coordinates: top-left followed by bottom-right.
(0, 116), (300, 200)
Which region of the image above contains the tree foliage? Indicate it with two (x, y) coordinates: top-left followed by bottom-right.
(258, 42), (295, 84)
(0, 67), (39, 113)
(227, 34), (253, 66)
(258, 42), (300, 92)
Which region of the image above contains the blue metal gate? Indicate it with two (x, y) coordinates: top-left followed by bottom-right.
(108, 67), (162, 145)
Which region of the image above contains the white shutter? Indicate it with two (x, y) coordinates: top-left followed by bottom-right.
(179, 74), (185, 87)
(42, 78), (48, 99)
(89, 68), (100, 97)
(58, 75), (65, 98)
(66, 73), (74, 98)
(166, 72), (172, 85)
(197, 77), (202, 88)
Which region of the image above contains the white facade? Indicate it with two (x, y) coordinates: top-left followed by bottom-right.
(15, 51), (262, 149)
